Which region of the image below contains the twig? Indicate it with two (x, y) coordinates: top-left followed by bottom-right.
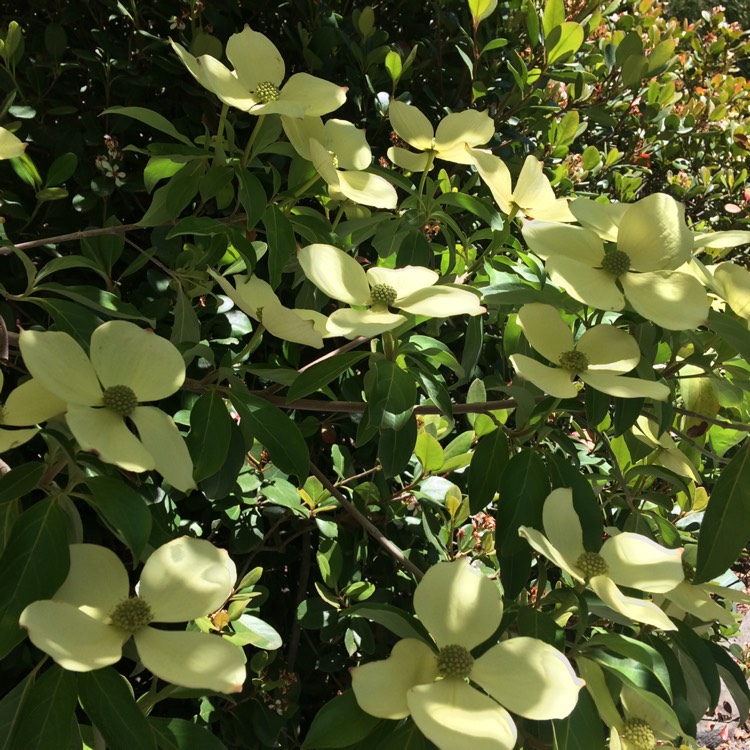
(671, 406), (750, 433)
(308, 462), (424, 581)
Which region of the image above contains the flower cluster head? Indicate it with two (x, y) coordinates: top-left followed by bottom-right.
(19, 537), (246, 693)
(351, 558), (584, 750)
(386, 101), (495, 172)
(510, 303), (670, 400)
(19, 321), (194, 492)
(297, 244), (485, 339)
(522, 194), (709, 330)
(519, 488), (685, 630)
(170, 26), (347, 118)
(283, 116), (397, 208)
(467, 148), (575, 222)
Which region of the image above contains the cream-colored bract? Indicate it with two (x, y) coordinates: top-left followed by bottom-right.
(210, 269), (329, 348)
(0, 370), (66, 453)
(298, 243), (484, 338)
(518, 488), (684, 630)
(19, 538), (246, 693)
(170, 26), (347, 118)
(522, 194), (710, 330)
(350, 558), (584, 750)
(387, 102), (494, 172)
(631, 416), (701, 482)
(282, 116), (397, 208)
(0, 126), (26, 159)
(509, 303), (669, 400)
(467, 148), (575, 221)
(19, 321), (195, 492)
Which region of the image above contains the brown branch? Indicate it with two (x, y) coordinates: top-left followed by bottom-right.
(308, 462), (424, 581)
(671, 406), (750, 433)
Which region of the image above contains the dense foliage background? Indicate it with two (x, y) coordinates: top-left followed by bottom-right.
(1, 0), (749, 748)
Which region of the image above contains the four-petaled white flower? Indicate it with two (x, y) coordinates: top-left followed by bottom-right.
(519, 488), (684, 630)
(467, 148), (575, 222)
(298, 243), (485, 338)
(387, 101), (495, 172)
(510, 303), (670, 400)
(521, 194), (709, 330)
(19, 537), (246, 693)
(19, 321), (195, 492)
(351, 558), (584, 750)
(283, 116), (397, 208)
(170, 26), (347, 118)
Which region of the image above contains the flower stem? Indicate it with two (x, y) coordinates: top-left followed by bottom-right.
(417, 150), (436, 199)
(382, 331), (395, 361)
(213, 103), (230, 165)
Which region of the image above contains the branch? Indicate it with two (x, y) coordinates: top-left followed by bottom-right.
(308, 462), (424, 581)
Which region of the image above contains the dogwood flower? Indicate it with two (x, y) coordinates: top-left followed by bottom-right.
(210, 270), (329, 348)
(298, 243), (484, 338)
(519, 488), (684, 630)
(19, 321), (195, 492)
(387, 102), (494, 172)
(19, 537), (246, 693)
(351, 558), (584, 750)
(0, 371), (66, 452)
(522, 194), (710, 330)
(631, 416), (701, 482)
(467, 148), (575, 221)
(712, 262), (750, 323)
(0, 126), (25, 159)
(282, 116), (397, 208)
(509, 303), (670, 400)
(170, 26), (347, 118)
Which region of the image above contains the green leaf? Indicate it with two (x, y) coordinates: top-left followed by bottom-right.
(553, 688), (606, 750)
(224, 614), (283, 650)
(706, 640), (750, 719)
(35, 255), (110, 286)
(9, 665), (78, 750)
(365, 360), (417, 432)
(31, 283), (153, 323)
(695, 442), (750, 582)
(302, 690), (382, 749)
(347, 602), (428, 641)
(78, 668), (156, 750)
(545, 22), (584, 65)
(707, 308), (750, 362)
(551, 109), (580, 148)
(85, 477), (152, 559)
(467, 429), (509, 513)
(0, 674), (33, 750)
(262, 205), (296, 290)
(288, 352), (370, 402)
(0, 498), (69, 659)
(542, 0), (565, 37)
(229, 391), (309, 478)
(45, 152), (77, 187)
(139, 160), (205, 227)
(24, 299), (103, 350)
(102, 106), (193, 146)
(384, 49), (402, 82)
(150, 718), (227, 750)
(438, 192), (503, 231)
(670, 621), (720, 709)
(378, 415), (418, 478)
(0, 462), (45, 505)
(414, 433), (444, 473)
(186, 390), (233, 482)
(234, 167), (267, 232)
(171, 286), (201, 346)
(621, 53), (648, 88)
(80, 216), (125, 274)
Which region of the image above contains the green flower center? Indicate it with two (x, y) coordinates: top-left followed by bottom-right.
(600, 249), (631, 277)
(575, 551), (608, 579)
(370, 283), (398, 307)
(102, 385), (138, 417)
(255, 81), (281, 103)
(437, 644), (474, 679)
(621, 718), (655, 750)
(558, 349), (589, 373)
(109, 596), (153, 633)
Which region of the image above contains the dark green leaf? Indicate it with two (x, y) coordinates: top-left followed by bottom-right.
(234, 167), (266, 232)
(707, 308), (750, 362)
(696, 443), (750, 582)
(0, 463), (45, 505)
(347, 602), (429, 641)
(262, 205), (296, 290)
(24, 299), (103, 349)
(364, 360), (417, 432)
(552, 688), (605, 750)
(379, 415), (417, 478)
(288, 352), (370, 402)
(0, 498), (69, 659)
(186, 391), (233, 482)
(102, 106), (193, 146)
(85, 477), (152, 559)
(302, 690), (381, 749)
(467, 429), (509, 513)
(10, 665), (77, 750)
(45, 153), (77, 187)
(150, 717), (226, 750)
(229, 391), (309, 478)
(0, 674), (34, 750)
(671, 621), (720, 710)
(78, 668), (156, 750)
